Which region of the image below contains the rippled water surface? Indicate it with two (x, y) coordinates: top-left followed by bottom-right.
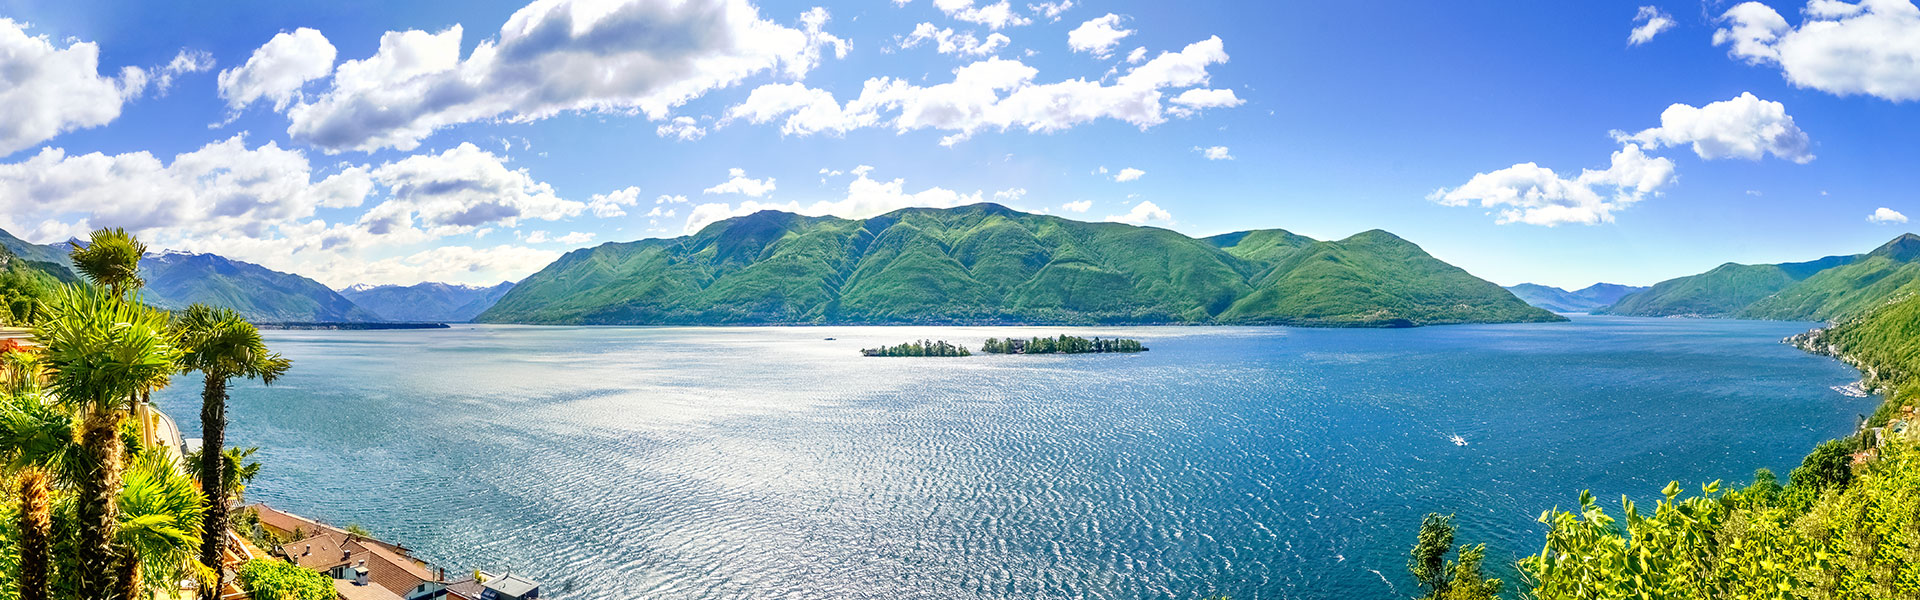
(152, 316), (1872, 599)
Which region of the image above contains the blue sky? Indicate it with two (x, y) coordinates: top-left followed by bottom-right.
(0, 0), (1915, 289)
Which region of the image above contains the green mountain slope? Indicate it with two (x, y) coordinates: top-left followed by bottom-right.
(1601, 233), (1920, 321)
(0, 243), (77, 324)
(1741, 234), (1920, 321)
(140, 252), (382, 323)
(479, 204), (1559, 327)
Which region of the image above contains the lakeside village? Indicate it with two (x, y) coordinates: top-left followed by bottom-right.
(4, 326), (542, 600)
(0, 230), (545, 600)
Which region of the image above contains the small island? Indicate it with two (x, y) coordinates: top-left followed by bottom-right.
(862, 339), (972, 357)
(982, 335), (1147, 354)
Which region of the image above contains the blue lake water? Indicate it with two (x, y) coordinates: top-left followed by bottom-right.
(152, 316), (1874, 599)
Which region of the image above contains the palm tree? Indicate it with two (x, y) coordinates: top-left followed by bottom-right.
(175, 304), (288, 600)
(116, 448), (211, 600)
(0, 388), (79, 600)
(34, 283), (181, 598)
(67, 228), (146, 298)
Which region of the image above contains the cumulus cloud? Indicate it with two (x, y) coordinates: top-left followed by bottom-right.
(683, 166), (986, 233)
(656, 116), (708, 141)
(1113, 167), (1145, 182)
(703, 168), (777, 197)
(1193, 145), (1234, 160)
(1714, 0), (1920, 101)
(217, 27), (336, 111)
(278, 0), (850, 152)
(1629, 6), (1677, 45)
(361, 143), (583, 235)
(588, 186), (644, 217)
(1061, 199), (1092, 212)
(527, 230), (595, 244)
(1870, 207), (1909, 223)
(322, 244), (561, 287)
(1028, 0), (1074, 22)
(900, 22), (1012, 56)
(1430, 144), (1677, 226)
(0, 19), (144, 157)
(724, 36), (1236, 145)
(1104, 200), (1171, 225)
(1125, 46), (1147, 63)
(1067, 14), (1132, 57)
(1612, 92), (1813, 163)
(935, 0), (1032, 29)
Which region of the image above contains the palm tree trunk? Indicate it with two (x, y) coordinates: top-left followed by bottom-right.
(114, 544), (140, 600)
(77, 405), (125, 599)
(197, 375), (228, 600)
(16, 468), (51, 600)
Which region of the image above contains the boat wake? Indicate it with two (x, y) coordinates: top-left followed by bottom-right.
(1832, 382), (1869, 398)
(1449, 434), (1468, 446)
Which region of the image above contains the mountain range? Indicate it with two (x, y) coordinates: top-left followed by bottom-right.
(340, 282), (515, 322)
(478, 204), (1561, 326)
(1504, 283), (1648, 313)
(1601, 234), (1920, 321)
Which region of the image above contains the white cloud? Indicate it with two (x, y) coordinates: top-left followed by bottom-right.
(724, 36), (1236, 145)
(1870, 207), (1909, 223)
(1170, 88), (1245, 115)
(0, 19), (143, 157)
(360, 143), (582, 238)
(218, 27), (336, 111)
(1028, 0), (1074, 22)
(155, 50), (215, 94)
(1067, 14), (1133, 58)
(281, 1), (850, 152)
(1612, 92), (1813, 163)
(656, 116), (707, 141)
(703, 168), (777, 197)
(1125, 46), (1147, 64)
(993, 187), (1027, 201)
(1430, 144), (1677, 226)
(1113, 167), (1145, 182)
(527, 230), (596, 244)
(1629, 6), (1677, 45)
(657, 194), (688, 204)
(1061, 199), (1092, 212)
(935, 0), (1032, 29)
(1193, 145), (1234, 160)
(683, 166), (986, 233)
(1104, 200), (1171, 225)
(587, 186), (644, 217)
(900, 22), (1012, 56)
(1715, 0), (1920, 101)
(321, 244), (561, 288)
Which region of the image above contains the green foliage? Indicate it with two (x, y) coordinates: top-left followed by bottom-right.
(1405, 514), (1501, 600)
(32, 284), (180, 410)
(67, 228), (145, 296)
(184, 446), (263, 503)
(478, 205), (1559, 327)
(175, 304), (292, 385)
(1788, 437), (1858, 497)
(116, 448), (211, 592)
(237, 558), (334, 600)
(979, 335), (1145, 354)
(861, 340), (971, 357)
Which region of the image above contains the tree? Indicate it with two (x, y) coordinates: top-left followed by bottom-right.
(0, 388), (78, 600)
(174, 304), (289, 600)
(1408, 513), (1454, 597)
(35, 282), (181, 598)
(66, 229), (145, 298)
(115, 448), (210, 600)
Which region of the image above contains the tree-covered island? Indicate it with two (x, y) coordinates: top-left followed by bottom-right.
(981, 335), (1146, 354)
(861, 340), (972, 357)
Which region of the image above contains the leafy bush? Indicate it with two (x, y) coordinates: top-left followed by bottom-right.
(237, 559), (334, 600)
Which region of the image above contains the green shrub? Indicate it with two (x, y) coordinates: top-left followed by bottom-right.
(237, 559), (333, 600)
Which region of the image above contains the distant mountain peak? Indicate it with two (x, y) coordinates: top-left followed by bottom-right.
(1870, 232), (1920, 262)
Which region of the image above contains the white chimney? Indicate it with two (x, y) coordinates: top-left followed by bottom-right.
(355, 565), (370, 586)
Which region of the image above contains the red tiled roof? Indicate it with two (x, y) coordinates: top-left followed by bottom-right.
(279, 531), (351, 570)
(334, 578), (406, 600)
(320, 539), (438, 599)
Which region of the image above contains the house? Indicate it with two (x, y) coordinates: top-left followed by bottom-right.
(251, 503), (411, 555)
(445, 573), (541, 600)
(320, 539), (450, 600)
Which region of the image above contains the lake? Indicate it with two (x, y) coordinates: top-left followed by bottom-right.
(151, 316), (1874, 599)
